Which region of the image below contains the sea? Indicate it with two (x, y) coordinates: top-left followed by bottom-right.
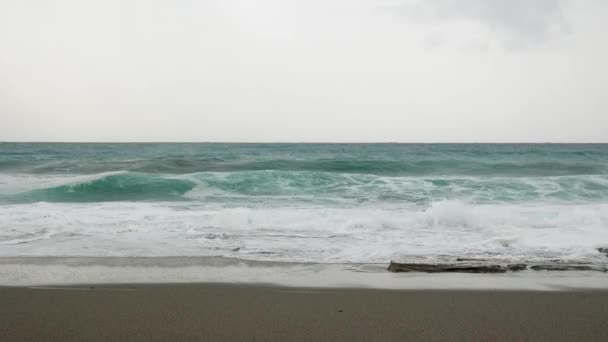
(1, 143), (608, 286)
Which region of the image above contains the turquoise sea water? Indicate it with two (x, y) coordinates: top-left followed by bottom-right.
(1, 143), (608, 264)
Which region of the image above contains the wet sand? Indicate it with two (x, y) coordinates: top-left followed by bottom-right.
(2, 284), (608, 341)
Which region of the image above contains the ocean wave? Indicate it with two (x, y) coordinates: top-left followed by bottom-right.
(4, 172), (195, 203)
(183, 171), (608, 204)
(3, 158), (605, 176)
(2, 170), (608, 204)
(3, 143), (608, 177)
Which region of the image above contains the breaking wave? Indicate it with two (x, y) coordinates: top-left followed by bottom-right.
(4, 172), (195, 203)
(2, 171), (608, 204)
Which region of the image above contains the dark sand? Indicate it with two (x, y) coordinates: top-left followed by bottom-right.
(2, 284), (608, 341)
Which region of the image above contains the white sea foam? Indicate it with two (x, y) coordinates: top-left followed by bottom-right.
(1, 200), (607, 264)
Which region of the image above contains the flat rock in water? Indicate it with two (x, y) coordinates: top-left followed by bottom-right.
(506, 264), (528, 271)
(388, 261), (508, 273)
(388, 256), (607, 274)
(530, 264), (607, 272)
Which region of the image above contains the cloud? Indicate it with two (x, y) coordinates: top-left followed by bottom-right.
(384, 0), (570, 49)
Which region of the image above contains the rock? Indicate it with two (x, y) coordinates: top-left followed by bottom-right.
(530, 264), (607, 272)
(507, 264), (528, 271)
(388, 256), (608, 274)
(388, 261), (507, 273)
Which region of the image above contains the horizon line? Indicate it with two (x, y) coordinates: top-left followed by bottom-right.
(2, 141), (608, 144)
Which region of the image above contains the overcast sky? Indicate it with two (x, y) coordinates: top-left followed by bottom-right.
(1, 0), (607, 142)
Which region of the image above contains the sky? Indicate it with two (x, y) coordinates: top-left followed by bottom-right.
(0, 0), (607, 142)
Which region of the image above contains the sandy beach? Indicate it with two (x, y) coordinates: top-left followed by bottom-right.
(2, 284), (608, 341)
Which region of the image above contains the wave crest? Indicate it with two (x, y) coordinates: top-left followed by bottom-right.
(6, 172), (195, 203)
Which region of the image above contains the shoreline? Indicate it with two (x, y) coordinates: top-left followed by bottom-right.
(2, 256), (608, 290)
(3, 284), (608, 341)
